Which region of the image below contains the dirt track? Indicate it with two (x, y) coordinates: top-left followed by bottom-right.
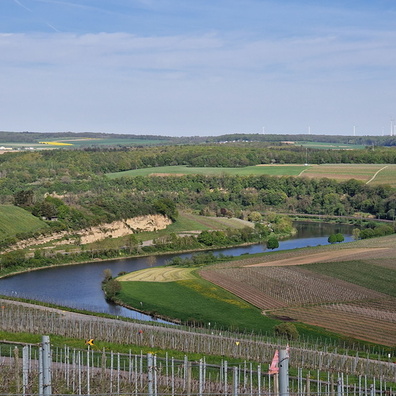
(246, 247), (390, 267)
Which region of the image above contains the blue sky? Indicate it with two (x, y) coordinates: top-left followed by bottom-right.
(1, 0), (396, 136)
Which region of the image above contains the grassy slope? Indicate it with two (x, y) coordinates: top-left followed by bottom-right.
(0, 205), (47, 238)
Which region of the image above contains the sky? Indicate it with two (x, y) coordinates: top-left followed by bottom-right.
(1, 0), (396, 136)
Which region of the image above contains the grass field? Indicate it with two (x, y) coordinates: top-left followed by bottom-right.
(118, 277), (281, 332)
(298, 142), (366, 150)
(106, 164), (396, 186)
(302, 261), (396, 296)
(301, 164), (396, 185)
(106, 165), (308, 178)
(0, 205), (47, 239)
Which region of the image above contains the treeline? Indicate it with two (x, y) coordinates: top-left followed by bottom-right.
(1, 145), (396, 189)
(166, 251), (232, 267)
(149, 218), (290, 254)
(89, 174), (395, 219)
(205, 133), (396, 146)
(4, 173), (396, 229)
(0, 131), (173, 143)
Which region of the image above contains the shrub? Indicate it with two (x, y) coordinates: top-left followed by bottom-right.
(267, 236), (279, 250)
(274, 323), (299, 340)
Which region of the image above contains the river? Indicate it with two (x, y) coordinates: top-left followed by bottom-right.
(0, 221), (353, 322)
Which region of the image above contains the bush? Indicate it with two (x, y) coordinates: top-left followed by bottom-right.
(328, 234), (337, 244)
(267, 236), (279, 250)
(274, 322), (299, 340)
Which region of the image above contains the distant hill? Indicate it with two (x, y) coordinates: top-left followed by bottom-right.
(1, 131), (395, 148)
(0, 205), (47, 239)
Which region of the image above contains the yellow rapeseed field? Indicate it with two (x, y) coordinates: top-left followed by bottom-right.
(39, 141), (73, 146)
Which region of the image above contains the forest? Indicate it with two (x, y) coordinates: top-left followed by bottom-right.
(0, 144), (395, 235)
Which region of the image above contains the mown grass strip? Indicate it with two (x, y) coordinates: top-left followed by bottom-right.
(118, 267), (196, 282)
(107, 165), (307, 178)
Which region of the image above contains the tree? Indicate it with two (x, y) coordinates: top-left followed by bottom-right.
(248, 211), (262, 222)
(153, 198), (178, 221)
(352, 228), (360, 240)
(267, 236), (279, 250)
(103, 279), (121, 301)
(197, 230), (214, 246)
(103, 268), (113, 282)
(335, 233), (344, 243)
(14, 190), (34, 207)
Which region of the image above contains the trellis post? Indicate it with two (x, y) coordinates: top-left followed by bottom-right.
(279, 349), (289, 396)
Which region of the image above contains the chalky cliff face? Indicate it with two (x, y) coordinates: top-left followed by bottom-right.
(5, 214), (172, 252)
(79, 214), (172, 244)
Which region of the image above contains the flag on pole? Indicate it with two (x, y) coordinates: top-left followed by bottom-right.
(268, 349), (279, 374)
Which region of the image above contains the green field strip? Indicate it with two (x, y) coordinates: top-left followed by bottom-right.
(107, 165), (308, 178)
(0, 205), (47, 238)
(302, 261), (396, 297)
(118, 278), (279, 332)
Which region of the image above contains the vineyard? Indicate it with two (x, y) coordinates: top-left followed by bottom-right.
(2, 337), (394, 396)
(1, 300), (395, 383)
(199, 238), (396, 346)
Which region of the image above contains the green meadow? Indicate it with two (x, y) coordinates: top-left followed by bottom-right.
(304, 261), (396, 296)
(117, 273), (344, 341)
(107, 165), (308, 178)
(298, 141), (366, 150)
(118, 276), (279, 332)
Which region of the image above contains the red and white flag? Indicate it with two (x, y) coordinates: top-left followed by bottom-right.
(268, 349), (279, 374)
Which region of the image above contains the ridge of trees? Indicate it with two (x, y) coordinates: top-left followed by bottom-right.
(0, 145), (396, 184)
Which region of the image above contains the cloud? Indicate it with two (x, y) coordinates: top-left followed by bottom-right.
(1, 29), (395, 83)
(11, 0), (32, 12)
(1, 3), (396, 135)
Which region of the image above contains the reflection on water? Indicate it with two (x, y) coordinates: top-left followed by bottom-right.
(0, 221), (353, 321)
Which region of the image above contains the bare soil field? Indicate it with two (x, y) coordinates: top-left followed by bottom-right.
(271, 303), (396, 346)
(246, 248), (391, 267)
